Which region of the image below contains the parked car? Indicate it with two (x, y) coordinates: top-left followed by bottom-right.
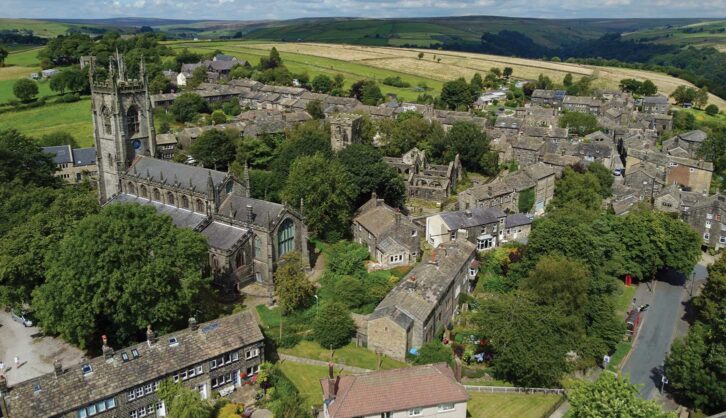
(11, 311), (33, 327)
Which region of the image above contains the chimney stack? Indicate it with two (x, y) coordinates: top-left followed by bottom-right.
(189, 317), (198, 331)
(326, 362), (336, 402)
(146, 324), (157, 346)
(395, 208), (401, 225)
(454, 357), (463, 382)
(246, 205), (254, 222)
(465, 209), (472, 218)
(101, 335), (114, 359)
(53, 360), (63, 377)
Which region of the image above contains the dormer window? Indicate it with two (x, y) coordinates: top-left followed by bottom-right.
(82, 364), (93, 375)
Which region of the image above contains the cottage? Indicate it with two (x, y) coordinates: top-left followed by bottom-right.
(511, 136), (544, 167)
(367, 240), (477, 360)
(320, 363), (468, 418)
(352, 193), (421, 269)
(562, 96), (603, 115)
(0, 311), (264, 418)
(457, 179), (517, 213)
(642, 95), (670, 114)
(426, 207), (506, 250)
(42, 145), (97, 183)
(662, 130), (708, 159)
(685, 194), (726, 249)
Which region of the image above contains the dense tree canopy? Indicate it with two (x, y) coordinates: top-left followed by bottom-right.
(274, 252), (315, 314)
(0, 129), (60, 187)
(313, 301), (356, 349)
(32, 204), (214, 349)
(559, 112), (600, 136)
(439, 77), (474, 110)
(190, 129), (237, 171)
(431, 121), (494, 174)
(337, 144), (405, 209)
(13, 78), (38, 102)
(569, 373), (673, 418)
(171, 92), (208, 122)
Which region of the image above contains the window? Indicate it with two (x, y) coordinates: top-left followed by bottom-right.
(126, 105), (140, 135)
(211, 372), (234, 389)
(408, 408), (423, 416)
(707, 213), (714, 220)
(102, 106), (112, 135)
(706, 220), (712, 229)
(169, 337), (179, 347)
(145, 383), (153, 394)
(438, 403), (455, 412)
(246, 364), (260, 375)
(166, 192), (175, 206)
(121, 352), (130, 362)
(450, 230), (457, 240)
(82, 364), (93, 375)
(254, 237), (262, 257)
(153, 188), (161, 201)
(225, 181), (233, 194)
(196, 199), (205, 213)
(132, 349), (140, 359)
(135, 387), (144, 398)
(181, 195), (189, 209)
(33, 383), (41, 393)
(411, 229), (417, 237)
(128, 390), (136, 401)
(720, 236), (726, 244)
(245, 348), (260, 360)
(704, 233), (710, 241)
(278, 219), (295, 256)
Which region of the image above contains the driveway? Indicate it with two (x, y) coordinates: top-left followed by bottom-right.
(0, 311), (84, 385)
(621, 253), (712, 401)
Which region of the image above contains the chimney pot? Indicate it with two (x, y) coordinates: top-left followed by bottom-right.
(101, 335), (114, 359)
(246, 205), (254, 222)
(146, 324), (157, 345)
(189, 317), (198, 331)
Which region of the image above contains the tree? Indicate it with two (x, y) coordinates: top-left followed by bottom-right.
(210, 109), (227, 125)
(274, 252), (315, 314)
(259, 47), (282, 70)
(361, 81), (384, 106)
(518, 188), (535, 213)
(536, 74), (553, 90)
(550, 167), (604, 211)
(587, 162), (614, 198)
(337, 144), (406, 208)
(563, 73), (573, 87)
(0, 47), (8, 66)
(521, 254), (589, 315)
(503, 67), (513, 79)
(235, 136), (273, 169)
(170, 92), (207, 122)
(38, 131), (78, 148)
(671, 85), (698, 105)
(695, 87), (709, 109)
(0, 129), (59, 187)
(312, 301), (356, 349)
(149, 73), (172, 94)
(473, 292), (575, 387)
(187, 66), (207, 89)
(705, 104), (719, 116)
(190, 129), (236, 171)
(431, 121), (490, 173)
(522, 82), (536, 97)
(559, 111), (600, 136)
(325, 241), (369, 276)
(305, 99), (325, 120)
(439, 78), (474, 110)
(311, 74), (333, 93)
(619, 78), (642, 94)
(271, 120), (331, 178)
(13, 78), (39, 102)
(31, 204), (213, 349)
(569, 373), (674, 418)
(417, 52), (424, 59)
(470, 73), (484, 94)
(639, 79), (657, 96)
(282, 153), (356, 239)
(157, 380), (212, 418)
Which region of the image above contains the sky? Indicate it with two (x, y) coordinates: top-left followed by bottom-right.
(4, 0), (726, 20)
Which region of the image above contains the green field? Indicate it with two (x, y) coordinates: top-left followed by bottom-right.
(279, 340), (406, 371)
(0, 18), (74, 38)
(277, 361), (351, 410)
(170, 41), (441, 102)
(0, 99), (93, 146)
(467, 392), (563, 418)
(624, 20), (726, 50)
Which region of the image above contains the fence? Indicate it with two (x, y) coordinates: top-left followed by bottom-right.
(278, 354), (373, 374)
(464, 385), (565, 395)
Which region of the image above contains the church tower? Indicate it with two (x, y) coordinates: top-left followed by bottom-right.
(90, 52), (156, 203)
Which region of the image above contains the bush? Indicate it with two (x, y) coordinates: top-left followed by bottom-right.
(414, 340), (452, 366)
(211, 109), (227, 125)
(382, 76), (411, 88)
(54, 93), (80, 103)
(705, 104), (719, 116)
(13, 78), (39, 102)
(313, 301), (356, 349)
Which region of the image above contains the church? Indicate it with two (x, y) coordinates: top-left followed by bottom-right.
(89, 53), (310, 295)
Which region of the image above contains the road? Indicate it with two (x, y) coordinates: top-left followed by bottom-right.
(621, 254), (711, 401)
(0, 311), (84, 385)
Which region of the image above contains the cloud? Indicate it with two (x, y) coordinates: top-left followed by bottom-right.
(2, 0), (724, 20)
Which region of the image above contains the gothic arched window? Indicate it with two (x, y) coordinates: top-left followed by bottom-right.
(140, 185), (148, 199)
(126, 105), (140, 136)
(277, 219), (295, 257)
(153, 188), (161, 201)
(102, 106), (112, 135)
(196, 199), (205, 213)
(181, 195), (189, 209)
(166, 192), (175, 206)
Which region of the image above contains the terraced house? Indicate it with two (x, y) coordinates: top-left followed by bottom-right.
(0, 312), (264, 418)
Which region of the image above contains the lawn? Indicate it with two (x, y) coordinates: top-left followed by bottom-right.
(279, 340), (407, 370)
(0, 18), (74, 38)
(607, 341), (632, 372)
(0, 99), (93, 146)
(277, 361), (351, 410)
(0, 78), (54, 104)
(614, 281), (637, 318)
(467, 392), (563, 418)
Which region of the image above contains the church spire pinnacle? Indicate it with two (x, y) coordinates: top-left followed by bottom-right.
(243, 161), (251, 198)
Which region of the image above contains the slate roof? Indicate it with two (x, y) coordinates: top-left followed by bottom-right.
(354, 204), (398, 238)
(5, 311), (264, 418)
(372, 240), (475, 324)
(321, 363), (468, 418)
(72, 147), (97, 166)
(128, 156), (228, 193)
(200, 221), (250, 250)
(643, 95), (669, 104)
(217, 195), (287, 229)
(42, 145), (73, 164)
(563, 96), (602, 106)
(439, 207), (505, 230)
(155, 133), (178, 146)
(532, 89), (555, 99)
(505, 213), (532, 228)
(678, 130), (707, 143)
(462, 179), (514, 200)
(109, 193), (207, 229)
(512, 136), (543, 151)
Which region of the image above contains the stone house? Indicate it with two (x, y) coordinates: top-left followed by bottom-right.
(457, 179), (517, 213)
(320, 363), (468, 418)
(624, 161), (665, 201)
(367, 240), (477, 361)
(562, 96), (604, 115)
(425, 207), (506, 250)
(154, 133), (177, 160)
(627, 149), (713, 195)
(654, 184), (704, 216)
(530, 89), (566, 108)
(540, 153), (581, 175)
(42, 145), (97, 183)
(684, 193), (726, 249)
(506, 163), (556, 215)
(511, 136), (544, 167)
(493, 116), (524, 138)
(352, 194), (421, 269)
(642, 95), (670, 114)
(502, 213), (532, 243)
(523, 126), (569, 142)
(662, 130), (708, 159)
(329, 113), (363, 151)
(0, 312), (264, 418)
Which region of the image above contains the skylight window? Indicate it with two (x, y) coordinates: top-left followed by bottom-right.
(169, 337), (179, 347)
(121, 352), (129, 362)
(33, 383), (41, 393)
(82, 364), (93, 375)
(131, 349), (140, 359)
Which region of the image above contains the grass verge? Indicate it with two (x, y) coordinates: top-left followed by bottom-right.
(279, 340), (406, 371)
(467, 392), (564, 418)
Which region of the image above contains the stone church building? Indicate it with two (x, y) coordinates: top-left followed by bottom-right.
(90, 54), (310, 294)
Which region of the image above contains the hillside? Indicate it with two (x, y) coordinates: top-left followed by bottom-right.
(169, 40), (726, 109)
(623, 19), (726, 51)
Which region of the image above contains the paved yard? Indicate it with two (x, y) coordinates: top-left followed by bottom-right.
(0, 311), (84, 385)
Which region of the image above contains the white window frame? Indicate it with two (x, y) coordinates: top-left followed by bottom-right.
(408, 408), (423, 417)
(438, 403), (455, 412)
(704, 233), (710, 241)
(720, 236), (726, 244)
(245, 348), (260, 360)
